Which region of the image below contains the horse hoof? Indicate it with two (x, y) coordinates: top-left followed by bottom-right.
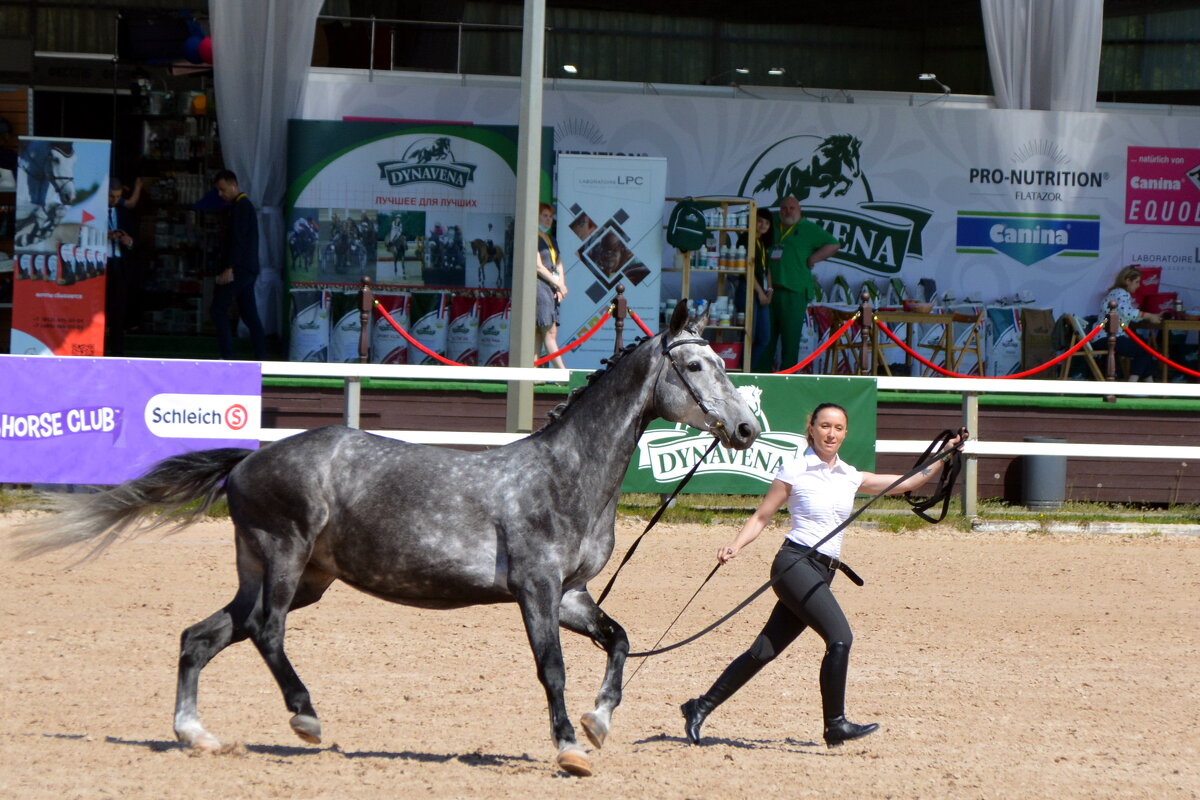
(556, 746), (593, 777)
(177, 727), (221, 752)
(290, 713), (322, 744)
(580, 711), (608, 749)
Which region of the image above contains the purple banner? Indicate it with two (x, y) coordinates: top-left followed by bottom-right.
(0, 356), (261, 485)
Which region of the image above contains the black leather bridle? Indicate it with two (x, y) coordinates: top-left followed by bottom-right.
(660, 334), (726, 438)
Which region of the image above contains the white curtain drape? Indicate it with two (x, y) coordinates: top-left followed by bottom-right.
(981, 0), (1104, 111)
(209, 0), (324, 339)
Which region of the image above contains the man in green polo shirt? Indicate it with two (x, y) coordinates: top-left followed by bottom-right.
(753, 195), (840, 372)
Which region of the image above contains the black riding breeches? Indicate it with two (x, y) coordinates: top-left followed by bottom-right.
(753, 545), (853, 658)
(695, 545), (857, 720)
(748, 546), (855, 720)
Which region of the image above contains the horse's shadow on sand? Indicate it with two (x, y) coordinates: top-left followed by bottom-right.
(51, 731), (835, 765)
(635, 732), (833, 755)
(89, 734), (540, 769)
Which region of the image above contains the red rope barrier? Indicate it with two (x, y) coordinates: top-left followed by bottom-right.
(375, 299), (614, 368)
(1124, 325), (1200, 379)
(628, 309), (655, 337)
(875, 319), (1105, 379)
(534, 311), (612, 366)
(775, 313), (861, 374)
(374, 300), (467, 366)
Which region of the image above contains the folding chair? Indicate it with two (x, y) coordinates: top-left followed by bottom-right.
(1057, 314), (1106, 380)
(947, 311), (985, 376)
(824, 307), (863, 375)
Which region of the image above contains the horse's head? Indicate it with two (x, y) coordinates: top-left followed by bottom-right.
(654, 301), (759, 450)
(48, 143), (77, 204)
(820, 134), (861, 178)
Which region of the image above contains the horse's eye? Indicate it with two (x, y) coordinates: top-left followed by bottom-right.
(687, 360), (702, 372)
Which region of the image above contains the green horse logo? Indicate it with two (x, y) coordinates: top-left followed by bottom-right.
(752, 134), (865, 205)
(739, 133), (932, 276)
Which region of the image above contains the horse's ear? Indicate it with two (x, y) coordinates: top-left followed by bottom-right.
(668, 299), (689, 336)
(693, 302), (711, 333)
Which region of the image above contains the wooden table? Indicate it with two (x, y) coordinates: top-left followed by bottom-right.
(1159, 318), (1200, 382)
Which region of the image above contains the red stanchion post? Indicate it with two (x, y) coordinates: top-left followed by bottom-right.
(1104, 299), (1119, 403)
(612, 283), (628, 355)
(357, 275), (373, 364)
(858, 290), (874, 376)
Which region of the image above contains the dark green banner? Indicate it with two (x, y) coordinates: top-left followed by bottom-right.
(596, 373), (877, 494)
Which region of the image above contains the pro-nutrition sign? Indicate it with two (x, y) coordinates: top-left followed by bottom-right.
(0, 355), (260, 485)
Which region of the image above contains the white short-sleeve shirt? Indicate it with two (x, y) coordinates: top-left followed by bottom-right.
(775, 447), (864, 559)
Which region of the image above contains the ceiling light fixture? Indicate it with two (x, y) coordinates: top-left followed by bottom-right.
(918, 72), (951, 94)
(562, 64), (578, 74)
(767, 67), (785, 76)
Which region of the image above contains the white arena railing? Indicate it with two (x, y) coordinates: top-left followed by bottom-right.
(874, 376), (1200, 514)
(259, 361), (570, 446)
(257, 364), (1200, 513)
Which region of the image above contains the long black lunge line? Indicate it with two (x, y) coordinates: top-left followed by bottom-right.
(596, 437), (721, 606)
(626, 429), (967, 661)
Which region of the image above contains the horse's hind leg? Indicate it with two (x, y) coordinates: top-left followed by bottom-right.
(174, 581), (257, 751)
(174, 535), (333, 751)
(246, 546), (332, 746)
(559, 588), (628, 750)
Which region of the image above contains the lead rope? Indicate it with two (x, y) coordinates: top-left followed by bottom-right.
(620, 429), (968, 689)
(904, 429), (963, 523)
(596, 334), (724, 606)
(596, 437), (720, 606)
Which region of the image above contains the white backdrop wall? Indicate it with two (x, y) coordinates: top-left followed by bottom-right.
(301, 72), (1200, 318)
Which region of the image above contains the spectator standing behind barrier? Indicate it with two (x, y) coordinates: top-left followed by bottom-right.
(0, 117), (17, 188)
(105, 178), (136, 356)
(535, 202), (568, 369)
(1101, 264), (1160, 382)
(760, 196), (839, 372)
(681, 402), (966, 749)
(743, 208), (775, 373)
(211, 169), (268, 361)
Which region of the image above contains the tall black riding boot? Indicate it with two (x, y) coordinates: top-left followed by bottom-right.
(681, 651), (765, 745)
(820, 640), (879, 747)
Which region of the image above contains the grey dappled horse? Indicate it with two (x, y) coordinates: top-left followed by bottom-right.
(12, 302), (759, 777)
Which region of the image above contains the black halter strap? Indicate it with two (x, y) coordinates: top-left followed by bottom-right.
(661, 334), (722, 430)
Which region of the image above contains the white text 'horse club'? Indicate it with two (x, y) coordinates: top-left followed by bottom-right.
(12, 300), (759, 777)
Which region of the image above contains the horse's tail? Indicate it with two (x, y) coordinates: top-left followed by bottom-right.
(10, 448), (254, 562)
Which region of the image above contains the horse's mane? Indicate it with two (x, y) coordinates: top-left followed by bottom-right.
(544, 334), (652, 426)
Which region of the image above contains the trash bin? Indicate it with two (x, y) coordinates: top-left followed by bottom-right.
(1023, 436), (1066, 510)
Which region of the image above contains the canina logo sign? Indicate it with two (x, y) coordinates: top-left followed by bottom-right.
(955, 211), (1100, 266)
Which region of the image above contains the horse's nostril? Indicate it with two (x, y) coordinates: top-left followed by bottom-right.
(737, 422), (755, 441)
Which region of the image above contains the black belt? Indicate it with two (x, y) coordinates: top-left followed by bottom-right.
(783, 539), (865, 586)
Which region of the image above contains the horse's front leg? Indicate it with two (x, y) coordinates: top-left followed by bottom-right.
(559, 588), (628, 750)
(512, 577), (592, 777)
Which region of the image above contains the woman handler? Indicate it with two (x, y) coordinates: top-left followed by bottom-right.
(681, 403), (966, 747)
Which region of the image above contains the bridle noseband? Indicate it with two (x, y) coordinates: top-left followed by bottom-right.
(661, 334), (726, 434)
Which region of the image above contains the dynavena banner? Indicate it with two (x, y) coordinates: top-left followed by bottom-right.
(0, 356), (261, 485)
(613, 373), (878, 494)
